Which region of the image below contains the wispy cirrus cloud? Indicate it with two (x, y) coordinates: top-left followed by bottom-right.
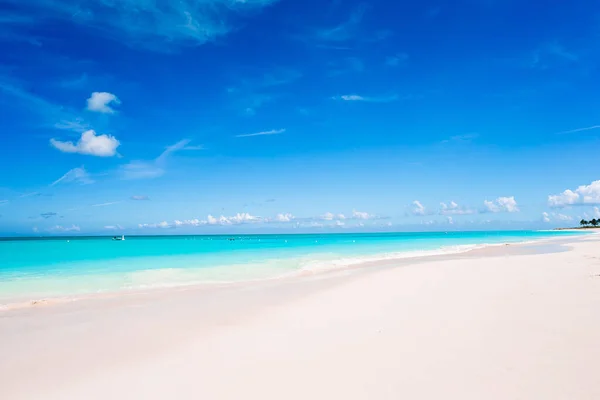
(228, 68), (302, 115)
(131, 195), (150, 201)
(531, 42), (578, 69)
(51, 167), (94, 186)
(3, 0), (281, 51)
(313, 5), (366, 43)
(308, 4), (390, 48)
(556, 125), (600, 135)
(119, 139), (201, 180)
(385, 53), (409, 67)
(0, 78), (97, 136)
(332, 94), (399, 103)
(92, 201), (122, 207)
(235, 128), (285, 138)
(40, 212), (58, 219)
(441, 133), (479, 144)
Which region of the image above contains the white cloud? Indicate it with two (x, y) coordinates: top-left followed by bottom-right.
(334, 220), (345, 227)
(542, 212), (551, 223)
(131, 195), (150, 201)
(86, 92), (120, 114)
(229, 213), (260, 224)
(51, 167), (94, 186)
(120, 139), (196, 180)
(548, 180), (600, 207)
(139, 221), (171, 229)
(105, 225), (124, 230)
(92, 201), (122, 207)
(120, 161), (165, 180)
(556, 125), (600, 135)
(446, 216), (454, 224)
(54, 118), (90, 133)
(351, 210), (372, 220)
(235, 128), (285, 138)
(50, 129), (120, 157)
(548, 189), (580, 207)
(48, 224), (81, 233)
(174, 219), (205, 227)
(6, 0), (280, 51)
(594, 207), (600, 218)
(313, 5), (365, 43)
(483, 196), (519, 213)
(338, 95), (364, 101)
(411, 200), (427, 216)
(333, 94), (398, 103)
(440, 201), (476, 215)
(321, 212), (346, 221)
(274, 213), (294, 222)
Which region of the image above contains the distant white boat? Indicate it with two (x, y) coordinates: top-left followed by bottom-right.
(112, 235), (125, 241)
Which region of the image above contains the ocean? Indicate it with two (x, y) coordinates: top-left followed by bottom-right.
(0, 230), (585, 305)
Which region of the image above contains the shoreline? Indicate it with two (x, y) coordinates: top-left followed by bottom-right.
(1, 231), (599, 399)
(0, 232), (590, 312)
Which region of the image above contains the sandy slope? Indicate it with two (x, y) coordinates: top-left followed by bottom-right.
(1, 236), (599, 399)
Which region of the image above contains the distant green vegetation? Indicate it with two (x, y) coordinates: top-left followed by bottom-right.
(580, 219), (599, 227)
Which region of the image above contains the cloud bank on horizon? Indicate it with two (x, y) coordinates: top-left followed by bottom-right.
(1, 0), (600, 235)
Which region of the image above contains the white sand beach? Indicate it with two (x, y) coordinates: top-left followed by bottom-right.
(1, 235), (600, 399)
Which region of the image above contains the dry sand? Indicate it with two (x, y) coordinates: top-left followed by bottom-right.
(1, 235), (599, 399)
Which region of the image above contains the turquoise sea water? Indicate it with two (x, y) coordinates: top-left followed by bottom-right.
(0, 231), (585, 304)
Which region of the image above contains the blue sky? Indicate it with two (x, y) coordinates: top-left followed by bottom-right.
(1, 0), (600, 235)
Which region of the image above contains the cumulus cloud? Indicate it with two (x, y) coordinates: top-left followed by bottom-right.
(86, 92), (120, 114)
(274, 213), (294, 222)
(139, 221), (171, 229)
(483, 196), (519, 213)
(351, 210), (373, 220)
(542, 212), (551, 223)
(548, 180), (600, 207)
(50, 130), (120, 157)
(51, 167), (94, 186)
(410, 200), (427, 216)
(542, 212), (574, 223)
(48, 224), (80, 233)
(439, 201), (476, 216)
(321, 212), (346, 221)
(174, 219), (205, 227)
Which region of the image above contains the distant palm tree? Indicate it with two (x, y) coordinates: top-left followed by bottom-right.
(580, 219), (589, 227)
(591, 219), (599, 227)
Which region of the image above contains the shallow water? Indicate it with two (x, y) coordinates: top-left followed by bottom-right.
(0, 230), (585, 303)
